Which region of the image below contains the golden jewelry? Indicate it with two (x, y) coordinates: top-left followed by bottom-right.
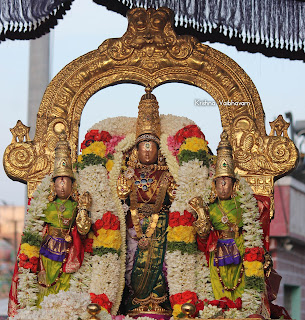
(53, 131), (74, 180)
(130, 209), (159, 250)
(135, 87), (161, 145)
(48, 181), (56, 202)
(214, 130), (235, 180)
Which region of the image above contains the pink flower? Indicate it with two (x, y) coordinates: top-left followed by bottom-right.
(105, 135), (125, 155)
(167, 136), (181, 157)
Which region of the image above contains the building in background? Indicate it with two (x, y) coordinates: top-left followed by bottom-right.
(271, 151), (305, 320)
(0, 205), (25, 299)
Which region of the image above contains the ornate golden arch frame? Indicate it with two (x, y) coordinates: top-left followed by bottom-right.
(4, 7), (298, 217)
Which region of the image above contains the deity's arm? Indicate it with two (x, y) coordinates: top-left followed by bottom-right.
(189, 196), (212, 238)
(76, 191), (92, 235)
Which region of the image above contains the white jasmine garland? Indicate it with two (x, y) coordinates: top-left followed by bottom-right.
(69, 252), (93, 293)
(90, 117), (137, 136)
(160, 114), (195, 136)
(89, 253), (121, 304)
(199, 304), (223, 318)
(40, 291), (90, 319)
(25, 174), (51, 236)
(170, 159), (212, 213)
(90, 115), (194, 138)
(17, 268), (39, 308)
(16, 174), (52, 314)
(78, 165), (116, 222)
(195, 252), (214, 301)
(165, 251), (197, 296)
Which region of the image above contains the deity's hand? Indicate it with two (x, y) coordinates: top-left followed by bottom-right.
(189, 196), (212, 238)
(117, 175), (132, 200)
(167, 179), (178, 202)
(78, 191), (92, 210)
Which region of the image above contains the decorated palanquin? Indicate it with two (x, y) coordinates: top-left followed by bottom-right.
(4, 6), (298, 320)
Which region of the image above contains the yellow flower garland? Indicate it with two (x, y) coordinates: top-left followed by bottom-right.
(243, 260), (264, 278)
(167, 226), (196, 243)
(82, 141), (107, 158)
(20, 243), (40, 258)
(91, 229), (122, 251)
(178, 137), (208, 154)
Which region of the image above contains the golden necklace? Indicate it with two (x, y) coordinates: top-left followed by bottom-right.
(130, 209), (159, 250)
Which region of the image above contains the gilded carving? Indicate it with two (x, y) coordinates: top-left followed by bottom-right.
(3, 7), (298, 204)
(231, 115), (298, 176)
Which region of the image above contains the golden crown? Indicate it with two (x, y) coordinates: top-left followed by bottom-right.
(135, 87), (161, 145)
(53, 132), (74, 180)
(214, 130), (235, 179)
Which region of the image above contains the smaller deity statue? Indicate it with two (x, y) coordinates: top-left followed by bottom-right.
(190, 131), (271, 317)
(36, 132), (92, 305)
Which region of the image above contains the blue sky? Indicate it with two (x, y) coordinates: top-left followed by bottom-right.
(1, 0), (304, 205)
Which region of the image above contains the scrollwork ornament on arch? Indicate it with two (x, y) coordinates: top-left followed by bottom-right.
(4, 143), (35, 182)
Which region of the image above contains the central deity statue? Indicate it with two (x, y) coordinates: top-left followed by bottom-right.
(117, 88), (176, 318)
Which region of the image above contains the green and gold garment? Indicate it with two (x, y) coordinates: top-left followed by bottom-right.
(208, 196), (245, 301)
(37, 198), (77, 306)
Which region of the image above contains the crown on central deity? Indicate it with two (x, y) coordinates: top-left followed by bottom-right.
(135, 87), (161, 145)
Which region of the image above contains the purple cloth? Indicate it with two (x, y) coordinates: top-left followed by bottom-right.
(39, 234), (68, 262)
(214, 238), (241, 267)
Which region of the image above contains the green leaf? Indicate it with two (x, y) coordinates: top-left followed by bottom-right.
(21, 231), (42, 247)
(167, 241), (197, 254)
(76, 153), (107, 170)
(93, 246), (120, 256)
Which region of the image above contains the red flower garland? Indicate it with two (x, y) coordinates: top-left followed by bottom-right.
(169, 210), (196, 227)
(196, 297), (242, 313)
(90, 293), (113, 313)
(244, 247), (264, 262)
(18, 253), (38, 273)
(174, 125), (206, 144)
(92, 212), (120, 236)
(80, 129), (112, 151)
(170, 290), (198, 306)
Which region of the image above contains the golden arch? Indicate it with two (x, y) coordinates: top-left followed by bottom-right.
(4, 7), (298, 205)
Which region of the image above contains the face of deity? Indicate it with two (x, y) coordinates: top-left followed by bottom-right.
(215, 176), (234, 200)
(138, 140), (158, 165)
(54, 176), (72, 200)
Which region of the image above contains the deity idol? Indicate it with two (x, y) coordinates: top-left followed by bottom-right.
(36, 133), (92, 304)
(117, 89), (176, 318)
(190, 131), (271, 318)
(8, 133), (92, 315)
